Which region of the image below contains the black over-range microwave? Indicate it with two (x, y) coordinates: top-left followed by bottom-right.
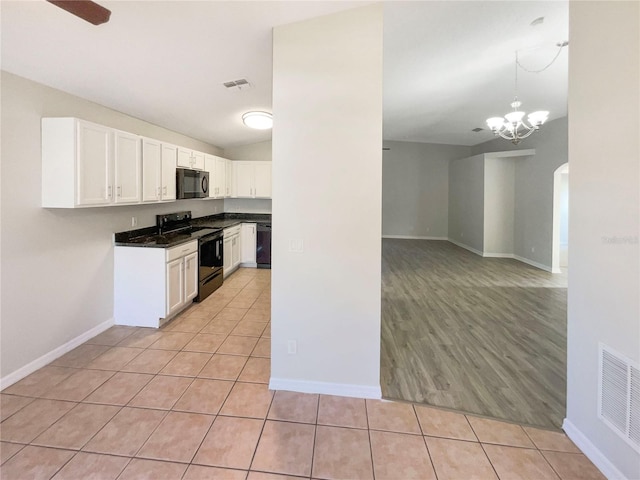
(176, 168), (209, 199)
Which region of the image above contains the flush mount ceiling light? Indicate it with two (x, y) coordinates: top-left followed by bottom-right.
(486, 42), (568, 145)
(242, 111), (272, 130)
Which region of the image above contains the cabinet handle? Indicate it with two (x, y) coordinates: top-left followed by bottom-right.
(157, 187), (161, 198)
(108, 185), (112, 198)
(163, 186), (167, 195)
(117, 186), (122, 197)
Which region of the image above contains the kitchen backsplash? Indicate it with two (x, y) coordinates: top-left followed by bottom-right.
(224, 198), (272, 214)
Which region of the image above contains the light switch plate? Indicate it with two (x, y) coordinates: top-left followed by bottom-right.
(289, 239), (304, 253)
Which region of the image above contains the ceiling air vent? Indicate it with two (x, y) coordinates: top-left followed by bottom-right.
(223, 78), (252, 90)
(598, 343), (640, 453)
(472, 127), (484, 132)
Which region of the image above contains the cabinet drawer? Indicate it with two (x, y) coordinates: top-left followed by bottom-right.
(224, 225), (241, 237)
(166, 240), (198, 263)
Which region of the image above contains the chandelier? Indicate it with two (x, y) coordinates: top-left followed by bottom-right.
(486, 44), (567, 145)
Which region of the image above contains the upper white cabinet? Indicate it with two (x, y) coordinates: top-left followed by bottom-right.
(142, 137), (162, 202)
(161, 143), (177, 201)
(232, 161), (272, 198)
(177, 147), (205, 170)
(205, 154), (228, 199)
(114, 130), (141, 204)
(75, 120), (111, 206)
(225, 159), (233, 197)
(43, 118), (142, 208)
(142, 138), (176, 202)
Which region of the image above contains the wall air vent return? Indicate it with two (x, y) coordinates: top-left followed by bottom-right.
(223, 78), (252, 90)
(598, 343), (640, 453)
(472, 127), (484, 132)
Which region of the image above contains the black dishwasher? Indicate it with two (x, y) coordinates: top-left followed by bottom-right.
(256, 223), (271, 269)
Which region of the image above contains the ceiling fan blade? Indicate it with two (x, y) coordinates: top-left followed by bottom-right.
(46, 0), (111, 26)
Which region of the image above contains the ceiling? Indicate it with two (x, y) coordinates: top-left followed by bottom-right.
(1, 1), (568, 149)
(383, 1), (568, 146)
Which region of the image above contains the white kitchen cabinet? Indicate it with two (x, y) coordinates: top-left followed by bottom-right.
(223, 236), (233, 273)
(166, 258), (184, 316)
(225, 159), (233, 197)
(115, 240), (198, 327)
(42, 118), (144, 208)
(223, 225), (242, 277)
(142, 137), (162, 202)
(232, 161), (272, 198)
(234, 162), (254, 197)
(114, 130), (141, 203)
(216, 157), (227, 197)
(76, 120), (111, 206)
(232, 235), (241, 268)
(143, 138), (177, 203)
(161, 143), (177, 201)
(241, 223), (257, 265)
(205, 155), (228, 198)
(177, 147), (205, 170)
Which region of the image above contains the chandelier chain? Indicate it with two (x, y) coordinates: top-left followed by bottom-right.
(516, 44), (566, 73)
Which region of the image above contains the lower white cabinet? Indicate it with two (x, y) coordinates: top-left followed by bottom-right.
(223, 225), (242, 278)
(241, 223), (257, 266)
(114, 240), (198, 328)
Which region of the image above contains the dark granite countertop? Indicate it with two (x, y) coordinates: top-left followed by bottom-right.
(114, 213), (271, 248)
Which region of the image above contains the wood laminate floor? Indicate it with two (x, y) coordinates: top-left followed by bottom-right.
(381, 239), (567, 429)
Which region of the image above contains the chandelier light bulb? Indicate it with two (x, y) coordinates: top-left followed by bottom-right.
(242, 111), (273, 130)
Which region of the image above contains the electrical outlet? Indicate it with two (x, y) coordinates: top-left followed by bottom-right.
(287, 340), (297, 354)
(289, 239), (304, 253)
(531, 247), (535, 253)
(460, 232), (464, 238)
(131, 216), (138, 227)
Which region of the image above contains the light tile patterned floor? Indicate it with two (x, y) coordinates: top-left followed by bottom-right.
(0, 268), (604, 480)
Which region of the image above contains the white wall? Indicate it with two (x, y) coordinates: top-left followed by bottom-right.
(382, 141), (470, 238)
(565, 3), (639, 479)
(223, 141), (272, 162)
(270, 4), (383, 396)
(0, 71), (223, 380)
(448, 154), (485, 253)
(473, 117), (568, 268)
(483, 157), (515, 255)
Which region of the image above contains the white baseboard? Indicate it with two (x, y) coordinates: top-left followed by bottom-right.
(269, 377), (382, 399)
(382, 235), (448, 240)
(447, 238), (484, 256)
(446, 239), (553, 273)
(483, 252), (515, 258)
(239, 262), (258, 268)
(0, 317), (114, 390)
(562, 418), (627, 480)
(513, 254), (553, 273)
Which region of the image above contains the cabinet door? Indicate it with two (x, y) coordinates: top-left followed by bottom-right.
(225, 160), (233, 197)
(184, 252), (198, 302)
(177, 147), (192, 168)
(166, 258), (184, 316)
(232, 235), (241, 267)
(254, 162), (272, 198)
(234, 162), (254, 197)
(204, 155), (217, 198)
(241, 224), (257, 263)
(215, 157), (226, 198)
(161, 144), (177, 201)
(223, 236), (233, 272)
(114, 130), (141, 204)
(76, 121), (111, 206)
(192, 151), (205, 170)
(141, 138), (162, 202)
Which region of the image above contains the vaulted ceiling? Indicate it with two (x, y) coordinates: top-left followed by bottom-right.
(1, 1), (568, 148)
